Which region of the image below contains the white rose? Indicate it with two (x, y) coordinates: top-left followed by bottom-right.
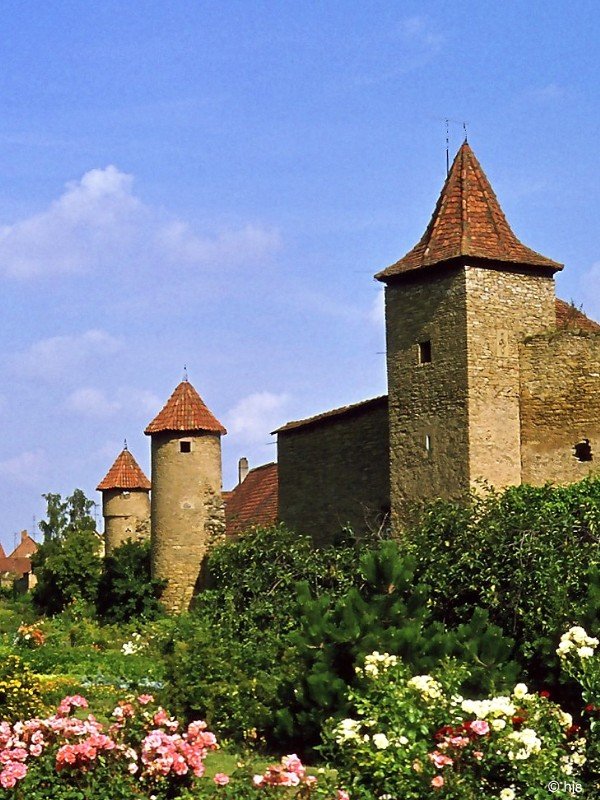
(578, 646), (594, 658)
(500, 789), (516, 800)
(513, 683), (528, 699)
(373, 733), (389, 749)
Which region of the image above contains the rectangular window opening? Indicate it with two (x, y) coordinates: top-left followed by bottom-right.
(425, 434), (432, 454)
(180, 441), (192, 453)
(418, 340), (432, 364)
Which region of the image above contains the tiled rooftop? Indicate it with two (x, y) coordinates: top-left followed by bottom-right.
(555, 298), (600, 333)
(376, 141), (562, 281)
(10, 531), (37, 560)
(97, 448), (151, 491)
(224, 462), (278, 536)
(145, 380), (226, 436)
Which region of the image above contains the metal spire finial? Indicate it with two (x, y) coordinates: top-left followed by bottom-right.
(445, 118), (450, 176)
(463, 121), (468, 142)
(124, 438), (128, 450)
(183, 365), (188, 382)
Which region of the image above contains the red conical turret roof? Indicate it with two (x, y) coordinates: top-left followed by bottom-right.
(376, 141), (562, 281)
(97, 448), (151, 491)
(144, 380), (226, 436)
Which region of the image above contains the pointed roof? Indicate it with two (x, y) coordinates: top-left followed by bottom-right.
(97, 448), (151, 491)
(9, 531), (38, 559)
(144, 380), (226, 436)
(376, 141), (562, 281)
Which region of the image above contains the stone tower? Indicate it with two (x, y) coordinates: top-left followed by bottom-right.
(97, 445), (151, 555)
(144, 379), (226, 613)
(375, 141), (563, 523)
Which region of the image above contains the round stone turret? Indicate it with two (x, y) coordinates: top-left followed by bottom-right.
(97, 446), (151, 555)
(144, 379), (226, 614)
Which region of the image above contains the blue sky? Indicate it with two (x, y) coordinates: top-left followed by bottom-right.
(1, 1), (599, 549)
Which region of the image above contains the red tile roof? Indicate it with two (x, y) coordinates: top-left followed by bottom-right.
(0, 557), (32, 578)
(97, 448), (151, 491)
(224, 462), (278, 536)
(555, 298), (600, 333)
(376, 141), (562, 281)
(145, 380), (226, 436)
(274, 396), (388, 434)
(0, 542), (5, 559)
(9, 531), (37, 559)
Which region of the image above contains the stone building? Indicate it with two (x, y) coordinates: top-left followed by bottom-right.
(97, 446), (151, 555)
(98, 141), (600, 610)
(144, 379), (227, 613)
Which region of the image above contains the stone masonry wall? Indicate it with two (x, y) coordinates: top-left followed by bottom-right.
(151, 431), (224, 613)
(385, 267), (470, 521)
(464, 266), (556, 489)
(277, 398), (389, 546)
(520, 330), (600, 485)
(102, 489), (150, 555)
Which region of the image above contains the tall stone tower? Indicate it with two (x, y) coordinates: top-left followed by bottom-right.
(144, 379), (227, 613)
(97, 446), (151, 555)
(375, 141), (563, 523)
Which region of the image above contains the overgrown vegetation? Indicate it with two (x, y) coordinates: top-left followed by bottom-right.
(1, 477), (599, 797)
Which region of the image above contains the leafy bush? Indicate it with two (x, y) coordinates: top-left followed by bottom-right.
(321, 652), (587, 800)
(96, 540), (165, 624)
(276, 541), (519, 748)
(404, 479), (600, 685)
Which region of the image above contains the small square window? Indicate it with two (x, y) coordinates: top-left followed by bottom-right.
(180, 441), (192, 453)
(418, 340), (432, 364)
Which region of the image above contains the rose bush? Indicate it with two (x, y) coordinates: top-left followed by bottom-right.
(0, 693), (348, 800)
(322, 652), (589, 800)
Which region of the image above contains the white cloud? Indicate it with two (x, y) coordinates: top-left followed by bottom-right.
(225, 391), (290, 443)
(16, 329), (122, 381)
(0, 166), (281, 279)
(526, 83), (567, 103)
(398, 15), (444, 50)
(65, 388), (121, 418)
(65, 385), (162, 420)
(0, 449), (47, 486)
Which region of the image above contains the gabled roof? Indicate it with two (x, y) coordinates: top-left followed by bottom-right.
(555, 298), (600, 333)
(376, 141), (562, 281)
(97, 448), (151, 491)
(9, 531), (37, 559)
(224, 462), (278, 536)
(144, 380), (226, 436)
(0, 542), (5, 559)
(273, 395), (388, 434)
(0, 556), (32, 577)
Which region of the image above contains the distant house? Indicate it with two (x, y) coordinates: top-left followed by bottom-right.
(0, 531), (38, 591)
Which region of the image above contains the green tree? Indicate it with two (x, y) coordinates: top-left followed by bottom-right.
(31, 490), (102, 615)
(96, 539), (165, 623)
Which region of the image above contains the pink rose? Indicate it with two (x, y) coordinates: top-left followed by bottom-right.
(214, 772), (230, 785)
(470, 720), (490, 736)
(431, 775), (444, 788)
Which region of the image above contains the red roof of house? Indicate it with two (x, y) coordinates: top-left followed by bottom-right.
(376, 141), (562, 281)
(0, 542), (5, 559)
(97, 448), (151, 491)
(555, 298), (600, 333)
(9, 531), (37, 559)
(145, 380), (226, 436)
(0, 557), (32, 577)
(224, 462), (278, 536)
(274, 396), (388, 434)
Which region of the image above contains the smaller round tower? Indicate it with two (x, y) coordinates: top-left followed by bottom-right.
(97, 445), (151, 555)
(145, 379), (227, 614)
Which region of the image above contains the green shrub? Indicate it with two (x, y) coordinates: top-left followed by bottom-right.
(96, 539), (165, 624)
(0, 655), (44, 722)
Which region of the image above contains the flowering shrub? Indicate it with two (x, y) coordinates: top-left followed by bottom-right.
(0, 656), (44, 723)
(0, 694), (348, 800)
(13, 624), (45, 649)
(322, 652), (589, 799)
(557, 625), (600, 788)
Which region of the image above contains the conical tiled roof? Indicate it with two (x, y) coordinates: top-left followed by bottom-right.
(376, 141), (562, 281)
(97, 448), (151, 491)
(144, 380), (226, 436)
